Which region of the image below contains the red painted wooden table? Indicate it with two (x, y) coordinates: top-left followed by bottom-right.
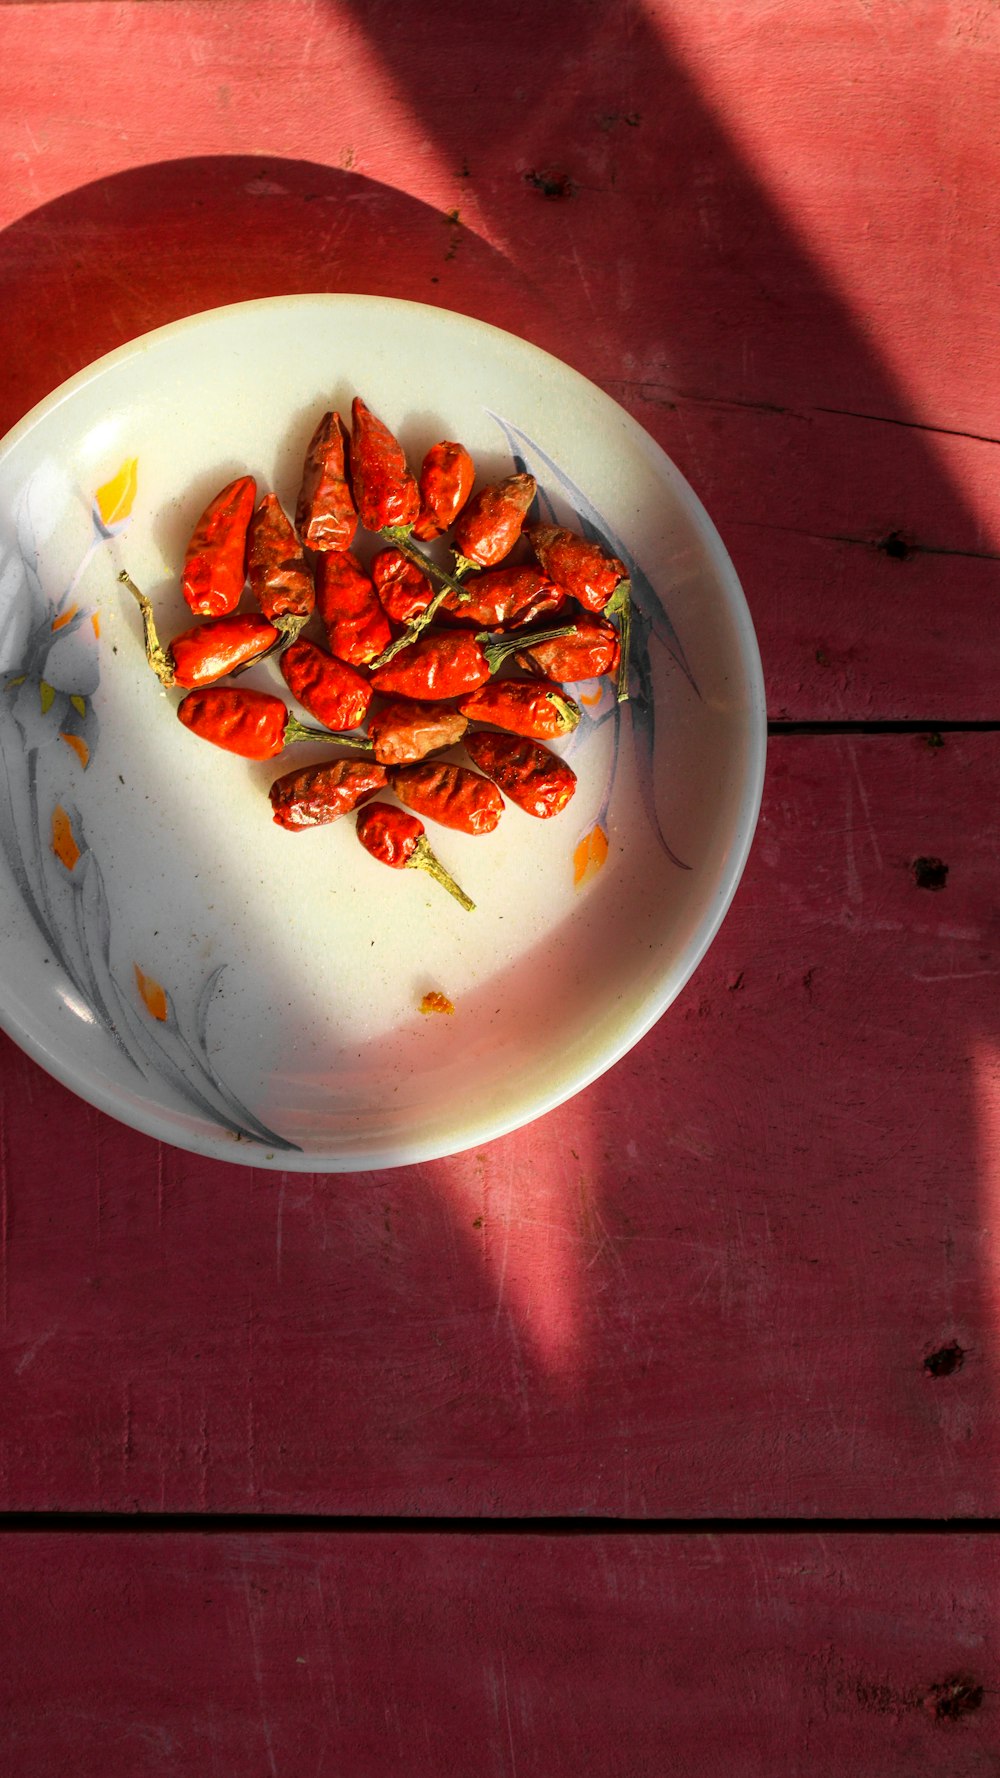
(1, 2), (998, 1770)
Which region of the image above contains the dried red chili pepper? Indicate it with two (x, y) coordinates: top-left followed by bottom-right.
(526, 527), (631, 701)
(440, 565), (564, 629)
(355, 802), (474, 911)
(411, 441), (476, 541)
(515, 612), (620, 683)
(457, 677), (581, 739)
(316, 549), (392, 667)
(370, 547), (436, 626)
(295, 410), (357, 552)
(177, 687), (372, 760)
(269, 759), (387, 831)
(368, 697), (468, 765)
(525, 525), (626, 612)
(451, 472), (536, 572)
(387, 762), (504, 835)
(368, 622), (574, 702)
(350, 396), (420, 531)
(120, 572), (278, 689)
(463, 730), (577, 819)
(279, 638), (372, 733)
(181, 475), (256, 617)
(247, 494), (315, 641)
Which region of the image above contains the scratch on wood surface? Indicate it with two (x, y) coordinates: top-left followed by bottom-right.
(845, 739), (883, 871)
(0, 1095), (8, 1330)
(275, 1173), (286, 1285)
(13, 1324), (56, 1375)
(242, 1571), (278, 1778)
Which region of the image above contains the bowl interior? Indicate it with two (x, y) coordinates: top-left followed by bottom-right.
(0, 296), (764, 1167)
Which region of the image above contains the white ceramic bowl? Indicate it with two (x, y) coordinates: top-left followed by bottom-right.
(0, 296), (765, 1169)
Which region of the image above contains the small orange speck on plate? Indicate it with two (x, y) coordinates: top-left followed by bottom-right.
(51, 805), (80, 871)
(134, 964), (169, 1022)
(573, 823), (608, 887)
(60, 733), (90, 768)
(420, 990), (455, 1016)
(580, 688), (603, 707)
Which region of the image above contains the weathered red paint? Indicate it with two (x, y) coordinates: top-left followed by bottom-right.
(0, 1533), (994, 1776)
(1, 2), (999, 1760)
(0, 735), (996, 1515)
(0, 2), (998, 717)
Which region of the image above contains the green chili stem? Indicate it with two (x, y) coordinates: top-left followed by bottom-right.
(606, 578), (632, 703)
(118, 569), (175, 687)
(284, 715), (373, 751)
(452, 552), (480, 579)
(410, 836), (475, 911)
(480, 622), (577, 674)
(272, 611), (311, 646)
(371, 525), (475, 669)
(549, 690), (582, 734)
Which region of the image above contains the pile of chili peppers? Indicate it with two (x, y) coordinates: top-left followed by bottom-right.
(120, 395), (630, 915)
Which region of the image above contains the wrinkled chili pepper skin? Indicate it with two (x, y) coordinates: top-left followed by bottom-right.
(370, 547), (435, 626)
(169, 613), (279, 688)
(452, 473), (536, 568)
(515, 613), (620, 683)
(316, 549), (393, 667)
(248, 494), (316, 622)
(526, 524), (626, 612)
(411, 441), (476, 541)
(280, 638), (372, 732)
(177, 687), (290, 759)
(349, 396), (420, 531)
(355, 800), (425, 868)
(182, 475), (256, 617)
(295, 410), (357, 552)
(269, 759), (387, 831)
(441, 565), (564, 629)
(369, 629), (491, 700)
(457, 677), (580, 739)
(368, 696), (468, 765)
(463, 730), (577, 819)
(388, 762), (504, 834)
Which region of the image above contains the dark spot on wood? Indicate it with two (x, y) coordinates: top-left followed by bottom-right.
(924, 1342), (964, 1378)
(876, 530), (911, 559)
(924, 1676), (983, 1720)
(815, 647), (830, 666)
(924, 731), (944, 749)
(802, 967), (815, 993)
(472, 1216), (483, 1229)
(727, 970), (744, 991)
(912, 855), (948, 890)
(525, 168), (575, 200)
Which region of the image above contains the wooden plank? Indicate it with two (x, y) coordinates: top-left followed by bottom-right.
(0, 1532), (994, 1776)
(0, 732), (997, 1516)
(0, 2), (998, 718)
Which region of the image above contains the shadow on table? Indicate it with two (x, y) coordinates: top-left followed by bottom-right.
(0, 1), (994, 1521)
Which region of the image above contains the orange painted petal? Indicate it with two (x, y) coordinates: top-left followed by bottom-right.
(573, 823), (608, 888)
(91, 613), (101, 640)
(51, 805), (81, 871)
(95, 458), (138, 528)
(51, 604), (79, 633)
(579, 688), (603, 707)
(60, 732), (90, 768)
(134, 964), (168, 1022)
